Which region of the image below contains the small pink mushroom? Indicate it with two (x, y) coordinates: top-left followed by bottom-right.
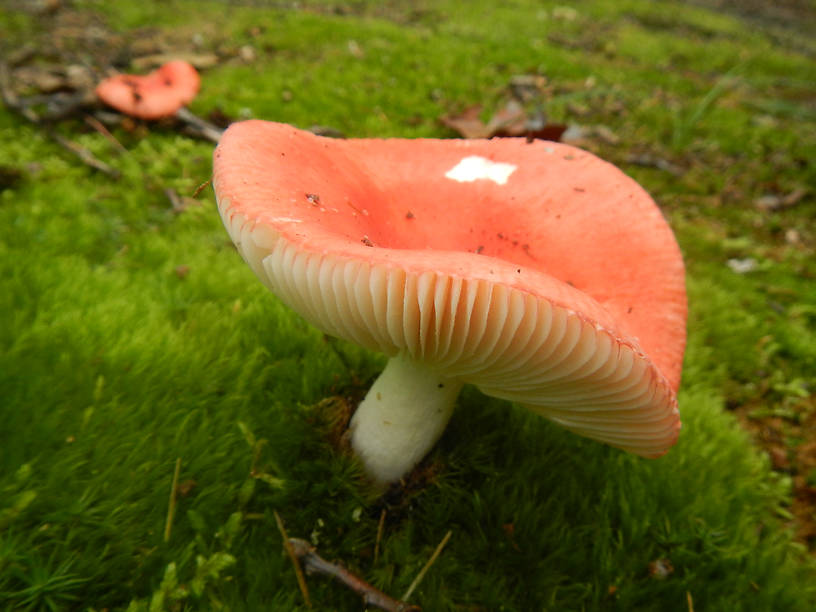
(213, 121), (687, 486)
(95, 60), (200, 120)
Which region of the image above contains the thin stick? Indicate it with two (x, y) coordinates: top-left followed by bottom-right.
(274, 511), (312, 609)
(163, 457), (182, 543)
(84, 113), (127, 153)
(288, 538), (419, 612)
(165, 187), (186, 213)
(175, 107), (224, 143)
(51, 133), (120, 178)
(192, 179), (211, 198)
(401, 530), (452, 602)
(374, 508), (386, 565)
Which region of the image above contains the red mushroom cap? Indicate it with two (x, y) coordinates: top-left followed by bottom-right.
(213, 121), (687, 457)
(95, 60), (200, 120)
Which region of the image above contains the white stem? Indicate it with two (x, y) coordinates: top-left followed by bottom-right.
(349, 352), (463, 486)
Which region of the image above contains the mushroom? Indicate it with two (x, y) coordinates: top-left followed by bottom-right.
(95, 60), (200, 120)
(213, 121), (687, 486)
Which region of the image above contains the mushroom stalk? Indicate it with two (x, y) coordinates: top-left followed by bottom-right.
(349, 352), (463, 486)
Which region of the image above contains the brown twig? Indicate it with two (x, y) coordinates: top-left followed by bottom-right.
(192, 179), (211, 198)
(51, 132), (120, 177)
(273, 512), (312, 609)
(288, 538), (420, 612)
(401, 530), (452, 601)
(84, 113), (127, 153)
(175, 106), (224, 143)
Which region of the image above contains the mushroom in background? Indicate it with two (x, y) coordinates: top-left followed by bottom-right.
(213, 121), (687, 487)
(95, 60), (200, 120)
(95, 60), (223, 142)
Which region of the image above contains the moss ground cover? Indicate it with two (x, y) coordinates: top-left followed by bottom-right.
(1, 1), (814, 610)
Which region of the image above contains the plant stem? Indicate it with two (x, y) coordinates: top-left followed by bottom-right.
(163, 457), (182, 543)
(349, 352), (462, 486)
(274, 511), (312, 608)
(401, 530), (452, 601)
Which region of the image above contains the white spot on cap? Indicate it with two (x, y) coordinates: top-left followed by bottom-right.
(445, 156), (517, 185)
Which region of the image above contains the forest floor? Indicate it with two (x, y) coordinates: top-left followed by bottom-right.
(1, 1), (814, 610)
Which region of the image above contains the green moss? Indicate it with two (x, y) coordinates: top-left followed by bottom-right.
(1, 0), (814, 610)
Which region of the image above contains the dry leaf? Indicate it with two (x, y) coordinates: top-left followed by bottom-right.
(441, 100), (566, 141)
(440, 105), (491, 139)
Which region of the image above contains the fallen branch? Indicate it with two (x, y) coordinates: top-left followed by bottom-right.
(288, 538), (420, 612)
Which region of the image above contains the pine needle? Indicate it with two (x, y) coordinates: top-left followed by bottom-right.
(274, 510), (312, 609)
(374, 508), (386, 565)
(192, 179), (212, 198)
(401, 530), (452, 601)
(163, 457), (182, 543)
(83, 113), (127, 153)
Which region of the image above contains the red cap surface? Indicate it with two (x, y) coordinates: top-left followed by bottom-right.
(95, 60), (200, 120)
(213, 121), (688, 456)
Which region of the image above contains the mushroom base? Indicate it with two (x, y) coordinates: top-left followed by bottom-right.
(349, 352), (463, 486)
